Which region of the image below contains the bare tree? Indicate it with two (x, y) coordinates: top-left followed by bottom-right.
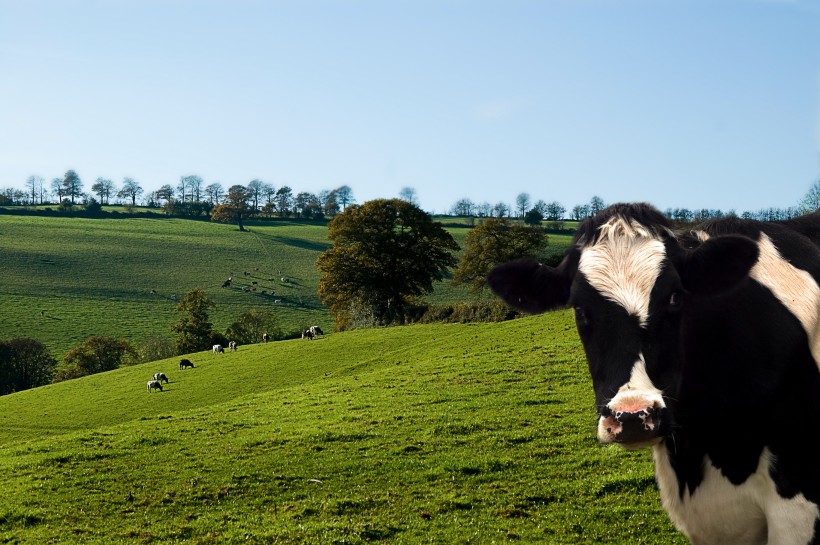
(91, 177), (115, 205)
(261, 183), (276, 207)
(335, 185), (355, 211)
(545, 201), (566, 221)
(117, 177), (143, 206)
(25, 175), (45, 204)
(247, 179), (264, 211)
(399, 186), (418, 205)
(800, 179), (820, 213)
(590, 196), (606, 215)
(50, 178), (64, 202)
(515, 193), (531, 218)
(450, 198), (475, 216)
(493, 202), (510, 218)
(204, 182), (224, 204)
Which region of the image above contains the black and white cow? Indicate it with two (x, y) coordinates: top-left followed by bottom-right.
(488, 203), (820, 545)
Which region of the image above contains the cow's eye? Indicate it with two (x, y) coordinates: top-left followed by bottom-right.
(668, 291), (683, 308)
(574, 306), (589, 326)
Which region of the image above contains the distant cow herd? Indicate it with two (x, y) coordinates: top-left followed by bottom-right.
(146, 327), (325, 393)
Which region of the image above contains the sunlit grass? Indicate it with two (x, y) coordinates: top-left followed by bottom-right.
(0, 312), (684, 544)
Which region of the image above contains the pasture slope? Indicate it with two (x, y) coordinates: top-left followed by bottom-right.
(0, 312), (683, 544)
(0, 215), (511, 358)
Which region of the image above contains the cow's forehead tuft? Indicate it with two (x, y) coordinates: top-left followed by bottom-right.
(578, 217), (668, 326)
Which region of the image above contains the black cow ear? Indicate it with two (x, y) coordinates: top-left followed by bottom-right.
(681, 235), (759, 294)
(487, 254), (576, 314)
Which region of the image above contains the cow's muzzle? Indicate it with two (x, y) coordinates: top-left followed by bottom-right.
(598, 405), (665, 448)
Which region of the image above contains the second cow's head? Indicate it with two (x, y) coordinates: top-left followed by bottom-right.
(488, 203), (759, 448)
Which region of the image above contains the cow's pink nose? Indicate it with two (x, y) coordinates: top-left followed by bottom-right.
(601, 406), (662, 444)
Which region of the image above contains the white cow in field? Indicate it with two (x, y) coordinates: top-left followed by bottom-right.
(213, 344), (224, 354)
(147, 380), (163, 392)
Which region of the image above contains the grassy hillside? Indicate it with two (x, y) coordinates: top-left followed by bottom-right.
(0, 312), (684, 544)
(0, 215), (571, 359)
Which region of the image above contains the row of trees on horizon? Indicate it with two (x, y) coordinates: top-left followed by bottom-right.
(1, 170), (819, 223)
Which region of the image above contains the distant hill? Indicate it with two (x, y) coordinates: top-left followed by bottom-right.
(0, 215), (501, 359)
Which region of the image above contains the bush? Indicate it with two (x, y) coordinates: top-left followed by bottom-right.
(135, 334), (177, 363)
(418, 301), (520, 324)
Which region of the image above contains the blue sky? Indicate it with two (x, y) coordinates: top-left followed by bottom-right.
(1, 0), (818, 214)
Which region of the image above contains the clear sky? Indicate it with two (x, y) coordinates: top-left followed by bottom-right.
(1, 0), (818, 215)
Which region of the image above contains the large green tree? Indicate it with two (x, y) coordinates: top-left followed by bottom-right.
(452, 217), (548, 293)
(0, 338), (57, 395)
(317, 198), (459, 328)
(171, 289), (216, 354)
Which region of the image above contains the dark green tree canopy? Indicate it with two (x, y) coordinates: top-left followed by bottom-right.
(317, 198), (459, 328)
(0, 338), (57, 395)
(171, 289), (216, 354)
(452, 217), (548, 293)
(53, 336), (136, 382)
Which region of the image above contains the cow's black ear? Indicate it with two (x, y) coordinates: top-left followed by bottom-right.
(487, 254), (577, 314)
(681, 235), (759, 294)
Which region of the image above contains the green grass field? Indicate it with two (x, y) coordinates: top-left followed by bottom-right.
(0, 312), (684, 544)
(0, 215), (571, 359)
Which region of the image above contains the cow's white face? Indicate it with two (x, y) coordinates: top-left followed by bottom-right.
(573, 217), (676, 446)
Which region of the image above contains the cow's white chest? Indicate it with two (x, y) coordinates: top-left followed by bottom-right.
(653, 445), (818, 545)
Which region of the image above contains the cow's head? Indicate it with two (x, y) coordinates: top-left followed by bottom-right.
(488, 203), (760, 448)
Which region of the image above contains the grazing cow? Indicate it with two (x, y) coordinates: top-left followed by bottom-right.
(146, 380), (163, 393)
(221, 276), (232, 288)
(262, 332), (269, 343)
(179, 358), (194, 369)
(302, 329), (315, 340)
(229, 340), (237, 352)
(213, 344), (224, 354)
(308, 325), (324, 337)
(153, 372), (169, 384)
(488, 203), (820, 545)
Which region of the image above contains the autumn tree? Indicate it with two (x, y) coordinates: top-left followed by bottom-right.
(317, 198), (459, 328)
(211, 184), (251, 231)
(171, 289), (216, 354)
(53, 336), (136, 382)
(452, 217), (548, 293)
